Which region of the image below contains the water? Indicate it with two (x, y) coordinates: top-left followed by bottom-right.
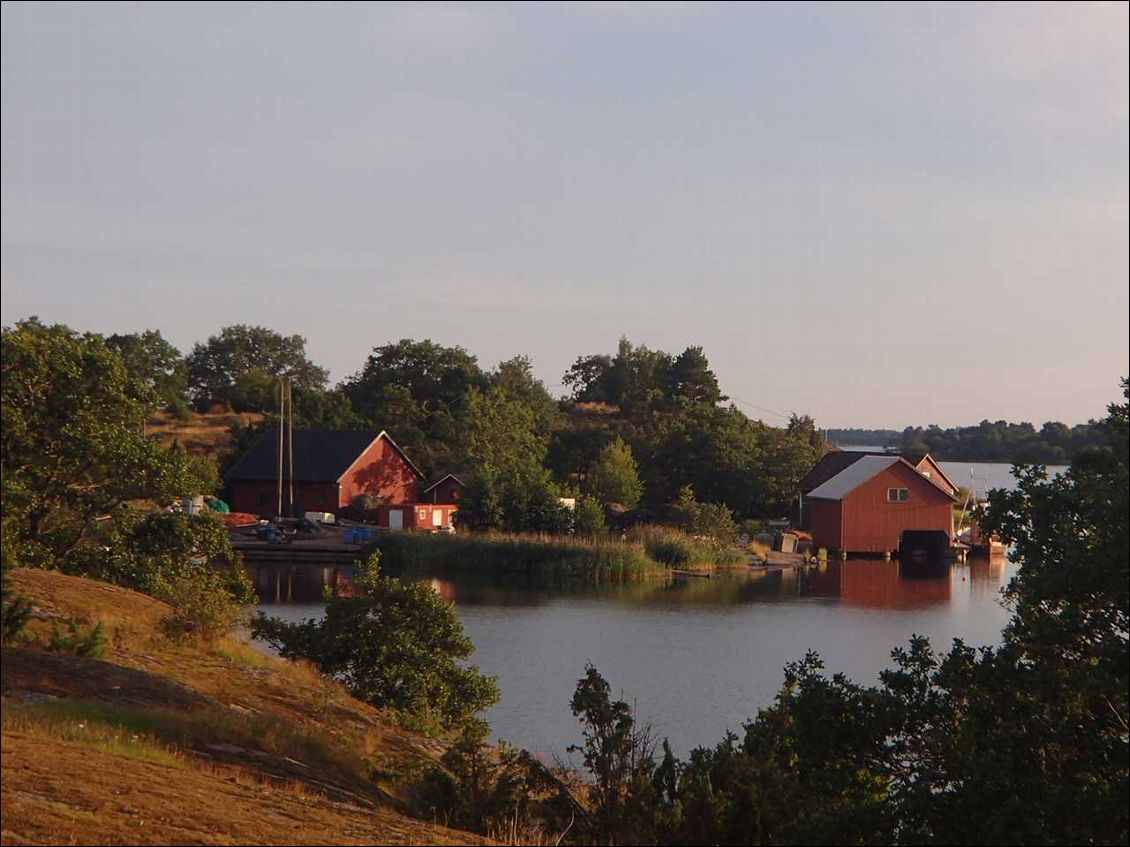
(256, 556), (1017, 758)
(840, 446), (1069, 497)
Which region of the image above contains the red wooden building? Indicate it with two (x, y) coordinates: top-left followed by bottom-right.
(225, 429), (424, 517)
(376, 502), (459, 532)
(802, 454), (957, 555)
(422, 473), (466, 504)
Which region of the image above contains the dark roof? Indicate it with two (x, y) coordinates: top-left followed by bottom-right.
(225, 429), (422, 483)
(423, 472), (466, 493)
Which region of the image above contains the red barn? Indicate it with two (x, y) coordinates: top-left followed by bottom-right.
(224, 429), (424, 517)
(803, 454), (957, 555)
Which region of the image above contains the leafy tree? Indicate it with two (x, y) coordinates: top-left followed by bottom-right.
(574, 495), (607, 536)
(252, 554), (498, 729)
(589, 437), (643, 510)
(457, 387), (546, 477)
(668, 346), (724, 405)
(64, 511), (253, 605)
(490, 355), (562, 436)
(675, 485), (738, 544)
(569, 664), (663, 844)
(343, 339), (489, 474)
(106, 330), (191, 417)
(186, 324), (328, 409)
(455, 465), (505, 532)
(1, 319), (213, 566)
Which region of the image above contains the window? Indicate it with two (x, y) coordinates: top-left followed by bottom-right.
(887, 488), (909, 502)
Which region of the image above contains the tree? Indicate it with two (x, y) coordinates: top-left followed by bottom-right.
(668, 346), (724, 405)
(658, 380), (1130, 845)
(2, 319), (213, 566)
(186, 325), (328, 409)
(252, 554), (498, 729)
(456, 387), (546, 477)
(343, 339), (489, 474)
(574, 495), (607, 536)
(589, 437), (643, 510)
(569, 665), (662, 844)
(490, 355), (562, 436)
(106, 330), (190, 416)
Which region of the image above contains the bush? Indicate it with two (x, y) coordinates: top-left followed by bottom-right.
(627, 525), (744, 569)
(252, 553), (498, 730)
(574, 495), (607, 537)
(1, 550), (33, 645)
(48, 619), (107, 658)
(160, 569), (251, 643)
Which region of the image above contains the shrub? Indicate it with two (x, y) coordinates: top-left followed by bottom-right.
(160, 569), (252, 643)
(1, 550), (33, 644)
(252, 553), (498, 730)
(48, 619), (107, 658)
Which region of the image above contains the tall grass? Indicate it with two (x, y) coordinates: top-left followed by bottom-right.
(373, 531), (665, 582)
(373, 527), (746, 580)
(626, 525), (746, 570)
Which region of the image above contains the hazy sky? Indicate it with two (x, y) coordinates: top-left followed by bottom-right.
(3, 2), (1127, 427)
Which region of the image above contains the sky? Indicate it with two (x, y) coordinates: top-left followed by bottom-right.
(2, 1), (1127, 428)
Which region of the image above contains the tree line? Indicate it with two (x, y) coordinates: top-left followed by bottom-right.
(829, 419), (1107, 464)
(28, 320), (827, 531)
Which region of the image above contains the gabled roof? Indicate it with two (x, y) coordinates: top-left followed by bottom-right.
(799, 451), (879, 494)
(225, 429), (424, 483)
(806, 454), (960, 502)
(423, 472), (466, 494)
(806, 455), (903, 500)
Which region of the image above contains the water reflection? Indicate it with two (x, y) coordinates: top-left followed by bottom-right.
(253, 556), (1018, 756)
(386, 560), (969, 612)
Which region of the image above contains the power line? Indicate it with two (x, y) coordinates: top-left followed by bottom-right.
(728, 396), (793, 422)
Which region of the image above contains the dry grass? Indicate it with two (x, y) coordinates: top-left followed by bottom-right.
(145, 410), (265, 458)
(2, 569), (488, 846)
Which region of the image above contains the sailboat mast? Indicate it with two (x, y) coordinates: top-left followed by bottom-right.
(287, 379), (295, 518)
(276, 378), (284, 517)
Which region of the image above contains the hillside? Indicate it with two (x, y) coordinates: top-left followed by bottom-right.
(0, 569), (486, 846)
(146, 410), (265, 459)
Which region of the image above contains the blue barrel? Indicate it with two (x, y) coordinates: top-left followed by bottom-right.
(344, 528), (356, 544)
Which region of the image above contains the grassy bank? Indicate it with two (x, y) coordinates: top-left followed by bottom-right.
(626, 525), (746, 570)
(372, 527), (746, 580)
(372, 531), (667, 582)
(1, 568), (485, 846)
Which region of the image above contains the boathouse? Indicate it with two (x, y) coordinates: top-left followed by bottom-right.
(224, 429), (425, 517)
(801, 453), (957, 556)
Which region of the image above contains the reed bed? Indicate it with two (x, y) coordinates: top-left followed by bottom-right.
(372, 531), (665, 582)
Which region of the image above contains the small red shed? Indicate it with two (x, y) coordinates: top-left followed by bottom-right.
(377, 502), (459, 532)
(804, 455), (956, 555)
(224, 428), (424, 517)
(422, 473), (466, 504)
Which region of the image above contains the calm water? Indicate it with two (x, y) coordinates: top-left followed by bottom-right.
(257, 556), (1017, 758)
(841, 448), (1069, 496)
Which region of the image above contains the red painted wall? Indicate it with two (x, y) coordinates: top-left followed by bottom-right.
(339, 436), (421, 508)
(809, 499), (843, 552)
(807, 462), (954, 554)
(913, 456), (957, 497)
(377, 503), (458, 530)
(228, 480), (339, 517)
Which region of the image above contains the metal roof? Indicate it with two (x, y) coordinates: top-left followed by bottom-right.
(805, 455), (903, 500)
